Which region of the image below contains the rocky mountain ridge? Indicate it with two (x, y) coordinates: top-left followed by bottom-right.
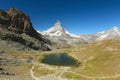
(0, 8), (52, 51)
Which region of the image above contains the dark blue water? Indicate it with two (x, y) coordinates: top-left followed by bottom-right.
(41, 53), (78, 66)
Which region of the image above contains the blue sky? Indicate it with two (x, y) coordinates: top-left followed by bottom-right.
(0, 0), (120, 34)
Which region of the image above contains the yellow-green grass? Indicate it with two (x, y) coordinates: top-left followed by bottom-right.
(35, 39), (120, 80)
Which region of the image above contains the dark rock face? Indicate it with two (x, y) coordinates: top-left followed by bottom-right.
(0, 8), (51, 51)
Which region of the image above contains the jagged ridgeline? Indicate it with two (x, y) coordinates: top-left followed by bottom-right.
(0, 8), (52, 51)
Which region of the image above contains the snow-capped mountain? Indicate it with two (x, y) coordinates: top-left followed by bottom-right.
(43, 20), (65, 36)
(79, 26), (120, 42)
(95, 26), (120, 41)
(43, 20), (80, 38)
(41, 20), (87, 46)
(38, 20), (120, 45)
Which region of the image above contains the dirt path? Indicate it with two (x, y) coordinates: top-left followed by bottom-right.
(30, 61), (41, 80)
(30, 59), (120, 80)
(30, 60), (68, 80)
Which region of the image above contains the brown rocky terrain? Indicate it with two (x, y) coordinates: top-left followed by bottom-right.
(0, 8), (53, 80)
(0, 8), (52, 51)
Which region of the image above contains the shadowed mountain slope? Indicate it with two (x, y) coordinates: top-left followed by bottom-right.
(0, 8), (52, 51)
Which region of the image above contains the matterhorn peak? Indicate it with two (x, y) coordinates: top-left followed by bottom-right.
(54, 19), (61, 26)
(41, 20), (86, 45)
(52, 19), (65, 32)
(44, 20), (65, 36)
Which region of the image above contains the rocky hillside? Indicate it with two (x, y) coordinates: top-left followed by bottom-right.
(0, 8), (51, 51)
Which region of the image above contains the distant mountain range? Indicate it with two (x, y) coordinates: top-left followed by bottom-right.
(38, 20), (120, 44)
(79, 26), (120, 42)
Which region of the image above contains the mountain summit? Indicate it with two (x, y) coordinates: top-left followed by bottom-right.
(43, 20), (80, 37)
(50, 20), (65, 32)
(44, 20), (66, 36)
(41, 20), (87, 46)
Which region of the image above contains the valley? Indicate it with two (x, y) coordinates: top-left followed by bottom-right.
(0, 8), (120, 80)
(1, 38), (120, 80)
(31, 39), (120, 80)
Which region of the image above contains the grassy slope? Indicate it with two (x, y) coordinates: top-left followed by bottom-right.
(1, 38), (120, 80)
(35, 39), (120, 80)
